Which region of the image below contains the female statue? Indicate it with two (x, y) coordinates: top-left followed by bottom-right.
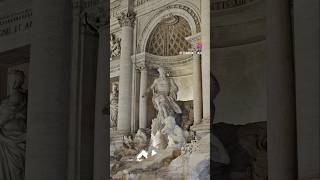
(0, 70), (27, 180)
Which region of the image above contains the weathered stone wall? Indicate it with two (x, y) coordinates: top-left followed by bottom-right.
(212, 0), (267, 125)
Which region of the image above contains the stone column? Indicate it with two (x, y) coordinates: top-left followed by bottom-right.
(266, 0), (297, 179)
(201, 0), (211, 121)
(293, 0), (319, 179)
(117, 11), (136, 131)
(192, 50), (203, 125)
(139, 65), (148, 129)
(93, 24), (108, 180)
(186, 34), (203, 126)
(131, 64), (140, 132)
(25, 0), (72, 179)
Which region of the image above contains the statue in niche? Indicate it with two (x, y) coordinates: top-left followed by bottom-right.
(142, 67), (184, 151)
(143, 67), (182, 120)
(0, 70), (27, 180)
(110, 33), (121, 57)
(109, 83), (119, 130)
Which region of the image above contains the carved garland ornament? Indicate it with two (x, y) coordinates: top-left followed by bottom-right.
(117, 11), (136, 27)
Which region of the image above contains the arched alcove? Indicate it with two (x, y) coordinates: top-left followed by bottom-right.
(146, 15), (192, 56)
(138, 4), (201, 53)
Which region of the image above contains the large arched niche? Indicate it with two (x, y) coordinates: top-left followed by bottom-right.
(138, 4), (200, 53)
(146, 15), (192, 56)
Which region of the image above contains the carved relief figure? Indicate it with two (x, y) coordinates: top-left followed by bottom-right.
(110, 33), (121, 57)
(113, 129), (149, 160)
(0, 70), (27, 180)
(110, 83), (119, 130)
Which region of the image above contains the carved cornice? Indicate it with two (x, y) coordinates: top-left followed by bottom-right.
(0, 9), (32, 26)
(134, 0), (258, 11)
(131, 52), (193, 76)
(212, 0), (258, 11)
(134, 0), (153, 7)
(117, 11), (136, 27)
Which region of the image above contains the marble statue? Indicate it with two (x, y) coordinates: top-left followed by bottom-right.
(181, 102), (194, 130)
(143, 67), (182, 120)
(161, 116), (186, 149)
(0, 70), (27, 180)
(110, 33), (121, 57)
(110, 83), (119, 130)
(142, 67), (184, 152)
(113, 129), (149, 161)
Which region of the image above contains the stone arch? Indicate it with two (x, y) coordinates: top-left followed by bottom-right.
(146, 15), (192, 56)
(138, 3), (200, 53)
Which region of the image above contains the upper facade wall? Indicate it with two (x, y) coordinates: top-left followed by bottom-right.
(110, 0), (201, 53)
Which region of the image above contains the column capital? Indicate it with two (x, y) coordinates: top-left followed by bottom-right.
(137, 64), (148, 71)
(132, 53), (148, 71)
(135, 60), (148, 71)
(117, 11), (136, 28)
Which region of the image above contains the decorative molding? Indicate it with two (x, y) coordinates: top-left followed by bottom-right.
(110, 0), (121, 20)
(110, 60), (120, 78)
(0, 9), (32, 26)
(134, 0), (153, 7)
(117, 11), (136, 27)
(110, 33), (121, 57)
(212, 0), (258, 11)
(0, 9), (32, 38)
(131, 52), (193, 77)
(72, 0), (105, 11)
(165, 4), (200, 33)
(138, 3), (200, 53)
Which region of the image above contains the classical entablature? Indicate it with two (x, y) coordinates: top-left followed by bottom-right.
(133, 0), (260, 11)
(133, 52), (193, 76)
(212, 0), (260, 11)
(110, 53), (193, 78)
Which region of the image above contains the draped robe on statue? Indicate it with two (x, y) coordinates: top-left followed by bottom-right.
(0, 83), (27, 180)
